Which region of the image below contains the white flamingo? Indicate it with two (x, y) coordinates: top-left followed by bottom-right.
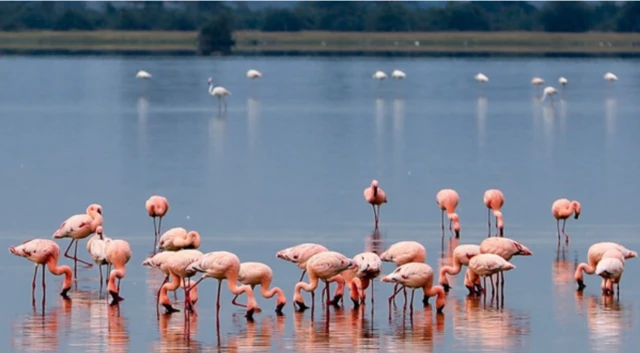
(558, 77), (568, 86)
(391, 70), (406, 79)
(208, 78), (231, 113)
(541, 86), (558, 105)
(247, 69), (262, 79)
(136, 70), (152, 79)
(475, 73), (489, 83)
(531, 77), (544, 96)
(373, 71), (387, 81)
(604, 72), (618, 82)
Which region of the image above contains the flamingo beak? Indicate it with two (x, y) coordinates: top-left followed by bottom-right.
(574, 213), (580, 220)
(499, 228), (504, 237)
(455, 230), (460, 238)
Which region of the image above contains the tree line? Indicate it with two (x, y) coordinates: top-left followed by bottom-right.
(1, 1), (640, 33)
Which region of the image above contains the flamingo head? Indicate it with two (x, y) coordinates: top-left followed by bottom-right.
(96, 226), (104, 237)
(87, 204), (103, 216)
(449, 213), (461, 238)
(207, 77), (213, 85)
(572, 201), (581, 219)
(371, 180), (379, 188)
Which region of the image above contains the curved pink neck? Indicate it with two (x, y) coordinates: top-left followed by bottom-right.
(107, 264), (127, 293)
(295, 271), (319, 298)
(47, 256), (72, 290)
(159, 272), (182, 305)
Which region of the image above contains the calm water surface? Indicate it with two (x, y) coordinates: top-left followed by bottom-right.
(1, 56), (639, 353)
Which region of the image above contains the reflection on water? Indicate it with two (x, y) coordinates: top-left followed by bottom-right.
(558, 99), (567, 135)
(151, 312), (201, 353)
(476, 97), (487, 150)
(209, 115), (227, 161)
(247, 98), (260, 154)
(385, 306), (445, 353)
(605, 97), (616, 137)
(392, 98), (405, 175)
(451, 297), (531, 352)
(575, 293), (634, 353)
(227, 314), (286, 352)
(12, 301), (70, 353)
(374, 98), (385, 146)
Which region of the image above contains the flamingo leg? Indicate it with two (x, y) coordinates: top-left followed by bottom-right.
(372, 204), (378, 228)
(231, 294), (247, 308)
(64, 239), (93, 268)
(562, 219), (569, 243)
(556, 220), (561, 242)
(487, 209), (491, 237)
(41, 264), (46, 301)
(32, 265), (38, 305)
(402, 287), (407, 308)
(216, 279), (222, 311)
(299, 270), (306, 282)
(158, 216), (163, 240)
(441, 210), (445, 236)
(117, 278), (121, 292)
(376, 205), (382, 228)
(388, 284), (404, 308)
(156, 275), (169, 308)
(99, 264), (103, 291)
(495, 216), (499, 236)
(370, 280), (374, 305)
(152, 216), (158, 253)
(410, 290), (415, 311)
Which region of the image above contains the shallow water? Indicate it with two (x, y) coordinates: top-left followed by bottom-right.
(1, 56), (639, 353)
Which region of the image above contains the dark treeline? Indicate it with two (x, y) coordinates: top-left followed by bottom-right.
(1, 1), (640, 33)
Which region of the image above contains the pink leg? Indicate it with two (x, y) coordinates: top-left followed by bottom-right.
(231, 294), (247, 307)
(372, 205), (378, 228)
(562, 219), (570, 243)
(487, 209), (491, 237)
(64, 239), (93, 268)
(152, 216), (158, 253)
(31, 265), (38, 306)
(299, 270), (306, 282)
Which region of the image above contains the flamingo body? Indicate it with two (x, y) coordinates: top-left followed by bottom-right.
(483, 189), (505, 236)
(436, 189), (461, 238)
(391, 70), (406, 79)
(105, 239), (132, 303)
(136, 70), (152, 79)
(381, 262), (446, 312)
(574, 242), (636, 290)
(158, 227), (201, 251)
(364, 179), (387, 228)
(247, 69), (262, 79)
(439, 244), (481, 292)
(235, 262), (287, 314)
(475, 73), (489, 83)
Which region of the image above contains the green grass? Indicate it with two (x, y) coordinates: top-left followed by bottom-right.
(2, 30), (640, 55)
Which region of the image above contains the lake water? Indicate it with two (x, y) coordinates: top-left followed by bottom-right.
(1, 55), (639, 353)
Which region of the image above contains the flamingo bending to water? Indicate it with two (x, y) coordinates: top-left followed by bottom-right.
(106, 239), (132, 303)
(466, 253), (516, 295)
(483, 189), (505, 237)
(158, 249), (203, 313)
(276, 243), (328, 282)
(381, 262), (446, 313)
(380, 241), (426, 305)
(158, 227), (201, 251)
(436, 189), (461, 238)
(574, 242), (636, 290)
(438, 244), (481, 294)
(136, 70), (152, 79)
(595, 249), (625, 295)
(142, 251), (199, 311)
(231, 262), (287, 315)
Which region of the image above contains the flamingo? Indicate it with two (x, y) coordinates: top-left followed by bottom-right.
(9, 239), (73, 303)
(292, 251), (357, 311)
(438, 244), (481, 294)
(466, 253), (516, 295)
(158, 249), (203, 313)
(186, 251), (259, 319)
(207, 77), (231, 113)
(52, 204), (103, 271)
(136, 70), (152, 79)
(157, 227), (201, 251)
(145, 195), (169, 253)
(574, 242), (637, 290)
(531, 77), (544, 96)
(380, 241), (426, 305)
(231, 262), (287, 315)
(86, 226), (112, 287)
(551, 198), (581, 243)
(391, 70), (406, 79)
(475, 73), (489, 83)
(479, 237), (532, 291)
(541, 86), (558, 105)
(276, 243), (328, 282)
(373, 71), (387, 81)
(558, 77), (568, 86)
(595, 249), (625, 296)
(436, 189), (461, 238)
(340, 251), (383, 307)
(483, 189), (505, 237)
(364, 179), (387, 229)
(381, 262), (446, 313)
(142, 251), (198, 310)
(105, 239), (132, 304)
(604, 72), (618, 82)
(247, 69), (262, 79)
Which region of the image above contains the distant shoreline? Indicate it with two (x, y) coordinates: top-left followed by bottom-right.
(2, 30), (640, 57)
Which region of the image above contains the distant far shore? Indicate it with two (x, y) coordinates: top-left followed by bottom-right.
(2, 30), (640, 57)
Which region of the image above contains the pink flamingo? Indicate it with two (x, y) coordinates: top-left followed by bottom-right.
(146, 195), (169, 252)
(551, 198), (581, 243)
(158, 249), (203, 313)
(52, 204), (103, 272)
(380, 240), (426, 305)
(142, 251), (198, 310)
(105, 239), (132, 303)
(479, 237), (532, 291)
(158, 227), (201, 251)
(438, 244), (481, 294)
(595, 249), (625, 296)
(276, 243), (328, 281)
(9, 239), (73, 303)
(340, 251), (383, 307)
(364, 180), (387, 228)
(574, 242), (636, 290)
(186, 251), (259, 319)
(466, 253), (516, 294)
(436, 189), (461, 238)
(381, 262), (446, 313)
(293, 251), (357, 311)
(483, 189), (505, 237)
(231, 262), (287, 315)
(87, 226), (112, 288)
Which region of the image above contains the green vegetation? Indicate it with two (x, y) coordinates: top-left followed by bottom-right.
(1, 1), (640, 55)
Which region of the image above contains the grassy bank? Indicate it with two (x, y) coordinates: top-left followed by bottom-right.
(2, 30), (640, 56)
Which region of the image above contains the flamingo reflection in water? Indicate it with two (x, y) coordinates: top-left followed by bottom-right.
(575, 292), (633, 353)
(228, 314), (286, 351)
(11, 300), (71, 353)
(384, 304), (445, 353)
(154, 311), (201, 352)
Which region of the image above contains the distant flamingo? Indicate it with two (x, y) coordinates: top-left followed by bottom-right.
(158, 249), (203, 313)
(479, 237), (532, 291)
(373, 71), (387, 82)
(86, 226), (112, 287)
(551, 198), (581, 243)
(158, 227), (201, 251)
(208, 78), (231, 113)
(52, 204), (103, 271)
(186, 251), (259, 319)
(558, 77), (568, 98)
(105, 239), (132, 303)
(364, 180), (387, 228)
(293, 251), (357, 311)
(604, 72), (618, 82)
(380, 240), (426, 305)
(436, 189), (461, 238)
(142, 251), (198, 310)
(483, 189), (505, 237)
(541, 86), (558, 105)
(574, 242), (637, 290)
(438, 244), (481, 294)
(145, 195), (169, 253)
(9, 239), (73, 302)
(595, 249), (625, 295)
(466, 254), (516, 294)
(391, 70), (406, 79)
(531, 77), (544, 96)
(276, 243), (328, 282)
(475, 73), (489, 83)
(247, 69), (262, 79)
(231, 262), (287, 315)
(381, 262), (446, 313)
(136, 70), (152, 79)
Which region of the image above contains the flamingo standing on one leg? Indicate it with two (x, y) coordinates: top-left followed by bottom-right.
(9, 239), (73, 304)
(52, 204), (103, 273)
(483, 189), (505, 237)
(106, 239), (132, 304)
(230, 262), (287, 315)
(436, 189), (461, 238)
(551, 198), (581, 244)
(438, 244), (481, 294)
(146, 195), (169, 253)
(479, 237), (532, 295)
(186, 251), (259, 319)
(364, 180), (387, 229)
(380, 241), (426, 306)
(158, 249), (203, 313)
(157, 227), (201, 251)
(574, 242), (636, 290)
(293, 251), (357, 311)
(276, 243), (328, 282)
(87, 226), (112, 289)
(381, 262), (446, 313)
(466, 253), (516, 298)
